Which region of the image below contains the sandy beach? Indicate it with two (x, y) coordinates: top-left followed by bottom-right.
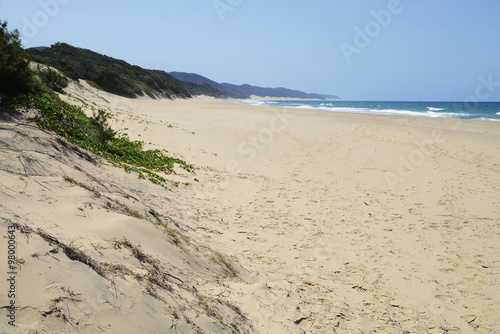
(1, 82), (499, 333)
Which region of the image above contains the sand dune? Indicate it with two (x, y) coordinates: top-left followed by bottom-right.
(1, 82), (499, 333)
(0, 99), (252, 333)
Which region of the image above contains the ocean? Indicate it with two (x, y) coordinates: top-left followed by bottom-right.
(242, 100), (500, 122)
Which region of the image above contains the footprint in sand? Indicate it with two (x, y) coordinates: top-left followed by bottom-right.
(311, 230), (343, 272)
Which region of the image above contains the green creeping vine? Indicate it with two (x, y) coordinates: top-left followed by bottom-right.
(14, 92), (193, 189)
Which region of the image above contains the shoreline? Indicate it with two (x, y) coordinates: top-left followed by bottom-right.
(241, 98), (500, 122)
(249, 95), (343, 101)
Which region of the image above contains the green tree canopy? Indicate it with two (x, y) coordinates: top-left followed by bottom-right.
(0, 20), (34, 94)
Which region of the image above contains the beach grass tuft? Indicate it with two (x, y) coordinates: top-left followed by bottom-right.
(213, 251), (237, 277)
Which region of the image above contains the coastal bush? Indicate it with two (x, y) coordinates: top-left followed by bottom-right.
(26, 43), (192, 99)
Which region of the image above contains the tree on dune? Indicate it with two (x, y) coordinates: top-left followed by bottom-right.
(0, 20), (35, 95)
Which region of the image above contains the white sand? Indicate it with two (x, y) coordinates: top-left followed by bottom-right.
(1, 82), (499, 333)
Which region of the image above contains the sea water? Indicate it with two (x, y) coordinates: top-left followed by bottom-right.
(243, 100), (500, 122)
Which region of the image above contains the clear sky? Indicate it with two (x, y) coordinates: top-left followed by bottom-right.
(1, 0), (499, 101)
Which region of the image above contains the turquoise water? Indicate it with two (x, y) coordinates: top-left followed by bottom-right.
(243, 100), (500, 121)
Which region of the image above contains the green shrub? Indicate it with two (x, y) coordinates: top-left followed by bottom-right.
(86, 80), (102, 90)
(90, 109), (116, 144)
(36, 66), (69, 94)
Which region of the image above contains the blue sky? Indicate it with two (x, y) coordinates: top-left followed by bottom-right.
(2, 0), (499, 101)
